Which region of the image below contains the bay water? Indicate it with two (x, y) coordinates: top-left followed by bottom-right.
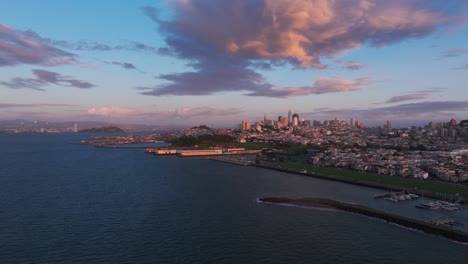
(1, 133), (467, 263)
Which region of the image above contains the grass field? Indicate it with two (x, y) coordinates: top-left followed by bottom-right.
(279, 162), (468, 197)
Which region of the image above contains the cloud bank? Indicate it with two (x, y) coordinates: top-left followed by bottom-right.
(140, 0), (463, 97)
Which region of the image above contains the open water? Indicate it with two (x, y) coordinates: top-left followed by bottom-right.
(1, 133), (467, 263)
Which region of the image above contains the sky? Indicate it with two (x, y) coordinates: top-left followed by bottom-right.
(0, 0), (467, 128)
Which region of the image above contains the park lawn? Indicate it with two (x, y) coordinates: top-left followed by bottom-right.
(280, 162), (468, 197)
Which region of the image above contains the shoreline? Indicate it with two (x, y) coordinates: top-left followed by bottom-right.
(259, 197), (468, 243)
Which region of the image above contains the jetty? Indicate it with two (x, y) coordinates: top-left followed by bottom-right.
(259, 197), (468, 243)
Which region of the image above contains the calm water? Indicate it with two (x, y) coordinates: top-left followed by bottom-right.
(1, 133), (467, 263)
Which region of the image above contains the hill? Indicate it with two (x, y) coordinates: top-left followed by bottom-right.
(79, 126), (125, 133)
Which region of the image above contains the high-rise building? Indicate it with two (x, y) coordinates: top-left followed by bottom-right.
(350, 118), (356, 127)
(386, 120), (392, 130)
(449, 119), (457, 127)
(278, 116), (288, 127)
(288, 109), (292, 126)
(241, 120), (251, 131)
(292, 113), (299, 126)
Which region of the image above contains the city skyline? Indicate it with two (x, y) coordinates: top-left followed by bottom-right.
(1, 0), (468, 127)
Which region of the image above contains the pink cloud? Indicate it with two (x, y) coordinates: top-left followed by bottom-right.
(0, 23), (77, 67)
(87, 107), (135, 117)
(141, 0), (463, 97)
(246, 77), (372, 98)
(154, 0), (459, 68)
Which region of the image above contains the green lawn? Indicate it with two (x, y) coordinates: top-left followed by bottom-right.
(279, 162), (468, 197)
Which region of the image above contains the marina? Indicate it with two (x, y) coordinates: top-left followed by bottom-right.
(430, 218), (464, 227)
(374, 191), (419, 202)
(416, 200), (466, 211)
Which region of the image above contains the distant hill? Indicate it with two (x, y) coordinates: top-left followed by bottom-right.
(79, 126), (125, 133)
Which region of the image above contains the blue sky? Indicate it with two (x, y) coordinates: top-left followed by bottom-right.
(1, 0), (467, 127)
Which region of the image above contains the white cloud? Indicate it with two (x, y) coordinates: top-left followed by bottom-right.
(87, 107), (135, 117)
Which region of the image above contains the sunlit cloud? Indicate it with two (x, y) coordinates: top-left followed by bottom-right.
(87, 107), (135, 117)
(140, 0), (463, 97)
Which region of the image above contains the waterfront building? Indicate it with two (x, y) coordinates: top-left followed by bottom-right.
(179, 149), (223, 157)
(156, 149), (178, 155)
